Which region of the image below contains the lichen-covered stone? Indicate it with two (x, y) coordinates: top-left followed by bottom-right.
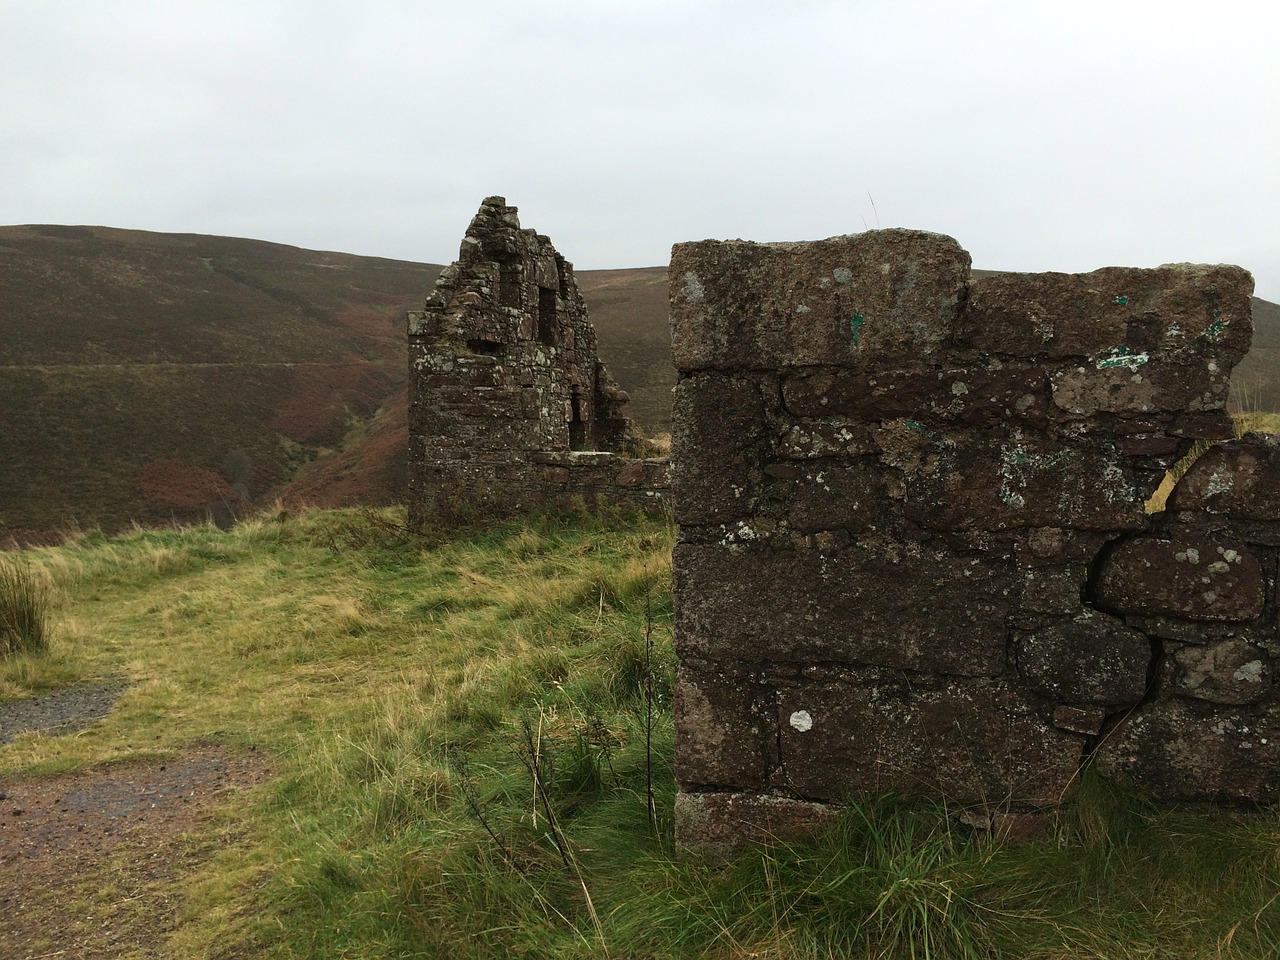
(1173, 639), (1272, 705)
(1094, 698), (1280, 803)
(1014, 615), (1152, 707)
(895, 430), (1149, 532)
(1095, 536), (1265, 622)
(670, 230), (971, 371)
(963, 265), (1253, 369)
(1171, 435), (1280, 520)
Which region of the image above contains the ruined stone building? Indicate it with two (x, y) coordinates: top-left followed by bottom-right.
(407, 197), (667, 523)
(669, 228), (1279, 855)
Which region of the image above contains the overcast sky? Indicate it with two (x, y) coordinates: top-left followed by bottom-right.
(3, 1), (1278, 301)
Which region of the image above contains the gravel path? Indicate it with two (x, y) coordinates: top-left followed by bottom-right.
(0, 682), (273, 957)
(0, 679), (130, 745)
(0, 745), (272, 958)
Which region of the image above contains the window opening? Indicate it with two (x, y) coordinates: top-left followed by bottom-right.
(499, 258), (520, 308)
(569, 389), (587, 450)
(538, 287), (559, 346)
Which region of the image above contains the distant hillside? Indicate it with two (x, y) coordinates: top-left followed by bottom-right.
(0, 225), (439, 535)
(2, 227), (1274, 535)
(576, 267), (673, 431)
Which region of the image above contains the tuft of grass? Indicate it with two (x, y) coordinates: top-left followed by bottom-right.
(0, 555), (51, 657)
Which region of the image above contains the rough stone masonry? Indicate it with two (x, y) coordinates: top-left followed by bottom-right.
(407, 197), (667, 524)
(669, 228), (1279, 855)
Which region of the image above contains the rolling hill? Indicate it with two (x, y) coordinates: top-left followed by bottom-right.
(0, 225), (438, 536)
(1, 226), (1275, 537)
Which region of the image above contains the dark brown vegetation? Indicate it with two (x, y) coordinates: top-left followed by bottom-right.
(0, 225), (438, 535)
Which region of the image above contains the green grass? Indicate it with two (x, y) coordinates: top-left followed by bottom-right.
(3, 507), (1280, 957)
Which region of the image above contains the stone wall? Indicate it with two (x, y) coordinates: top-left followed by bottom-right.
(669, 228), (1269, 855)
(408, 197), (667, 523)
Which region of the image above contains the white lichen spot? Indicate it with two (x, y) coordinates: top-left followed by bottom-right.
(682, 271), (705, 302)
(1234, 661), (1264, 683)
(1203, 590), (1218, 603)
(998, 434), (1030, 509)
(1208, 361), (1220, 374)
(1100, 461), (1137, 505)
(1175, 548), (1200, 564)
(832, 267), (853, 284)
(1095, 347), (1150, 371)
(1205, 470), (1233, 497)
(795, 304), (811, 315)
(1223, 548), (1241, 564)
(790, 710), (814, 732)
(951, 381), (969, 396)
(1207, 560), (1230, 574)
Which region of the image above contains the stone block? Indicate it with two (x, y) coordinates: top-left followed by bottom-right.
(673, 540), (1012, 675)
(1052, 705), (1106, 734)
(1017, 566), (1086, 616)
(1014, 613), (1153, 708)
(962, 265), (1254, 365)
(1173, 639), (1272, 705)
(781, 365), (1050, 428)
(1171, 435), (1280, 520)
(776, 419), (878, 459)
(775, 678), (1085, 805)
(674, 663), (774, 790)
(1094, 698), (1280, 803)
(674, 791), (842, 863)
(761, 459), (882, 534)
(894, 430), (1147, 532)
(670, 229), (970, 372)
(671, 374), (770, 525)
(1095, 536), (1265, 622)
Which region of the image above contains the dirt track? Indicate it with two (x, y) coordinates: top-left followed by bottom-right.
(0, 687), (270, 958)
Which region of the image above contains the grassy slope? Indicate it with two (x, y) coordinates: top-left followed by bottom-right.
(3, 509), (1280, 958)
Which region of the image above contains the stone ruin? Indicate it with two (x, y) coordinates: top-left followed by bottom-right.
(669, 228), (1278, 855)
(407, 197), (667, 525)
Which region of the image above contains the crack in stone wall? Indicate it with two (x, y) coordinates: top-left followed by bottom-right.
(669, 228), (1270, 858)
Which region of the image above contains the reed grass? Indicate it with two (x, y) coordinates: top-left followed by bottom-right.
(0, 555), (51, 657)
